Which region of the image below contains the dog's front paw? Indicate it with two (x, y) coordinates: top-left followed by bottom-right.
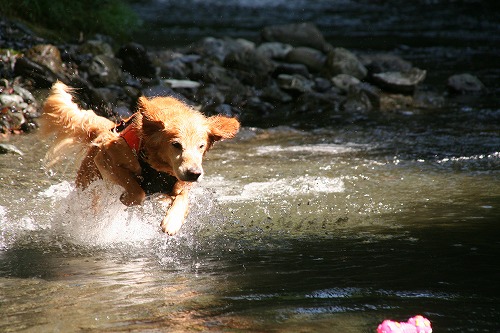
(160, 215), (184, 236)
(120, 191), (145, 206)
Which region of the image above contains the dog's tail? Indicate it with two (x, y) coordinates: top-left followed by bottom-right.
(41, 81), (115, 167)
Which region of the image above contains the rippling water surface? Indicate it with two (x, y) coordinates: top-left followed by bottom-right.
(1, 103), (499, 331)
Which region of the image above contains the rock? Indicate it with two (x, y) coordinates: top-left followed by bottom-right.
(360, 53), (412, 74)
(13, 85), (35, 102)
(314, 77), (332, 93)
(285, 47), (326, 72)
(260, 81), (293, 103)
(273, 63), (311, 79)
(162, 79), (200, 89)
(326, 48), (367, 80)
(372, 68), (427, 94)
(87, 55), (124, 86)
(78, 40), (114, 57)
(25, 44), (64, 74)
(331, 74), (361, 92)
(447, 73), (485, 93)
(0, 143), (24, 155)
(256, 42), (293, 59)
(261, 23), (330, 52)
(223, 48), (275, 86)
(13, 57), (63, 88)
(190, 37), (254, 62)
(277, 74), (314, 93)
(116, 42), (156, 78)
(203, 64), (240, 87)
(159, 58), (189, 79)
(342, 84), (376, 113)
(0, 93), (24, 106)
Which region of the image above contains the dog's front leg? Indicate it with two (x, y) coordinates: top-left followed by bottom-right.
(94, 137), (145, 206)
(160, 182), (191, 235)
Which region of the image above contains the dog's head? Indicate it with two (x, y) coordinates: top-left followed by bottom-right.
(138, 96), (240, 182)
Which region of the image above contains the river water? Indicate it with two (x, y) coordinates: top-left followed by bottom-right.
(2, 0), (500, 332)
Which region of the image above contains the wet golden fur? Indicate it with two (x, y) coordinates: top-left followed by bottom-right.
(41, 82), (240, 235)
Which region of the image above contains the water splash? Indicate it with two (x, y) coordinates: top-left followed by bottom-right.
(1, 179), (225, 257)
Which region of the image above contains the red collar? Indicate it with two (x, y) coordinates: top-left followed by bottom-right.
(120, 125), (141, 152)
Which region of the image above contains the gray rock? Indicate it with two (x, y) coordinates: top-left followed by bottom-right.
(0, 93), (24, 106)
(256, 42), (293, 59)
(223, 48), (275, 86)
(314, 77), (332, 93)
(0, 143), (24, 155)
(372, 68), (427, 94)
(191, 37), (254, 62)
(78, 40), (114, 57)
(261, 82), (293, 103)
(447, 73), (485, 93)
(285, 47), (326, 72)
(274, 63), (311, 79)
(326, 48), (367, 80)
(162, 79), (201, 89)
(342, 83), (381, 112)
(331, 74), (361, 92)
(261, 23), (330, 52)
(277, 74), (314, 93)
(88, 55), (124, 86)
(13, 85), (35, 102)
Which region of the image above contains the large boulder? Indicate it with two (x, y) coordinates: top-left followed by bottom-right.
(25, 44), (64, 74)
(326, 48), (367, 80)
(261, 23), (330, 52)
(285, 47), (326, 72)
(223, 48), (275, 86)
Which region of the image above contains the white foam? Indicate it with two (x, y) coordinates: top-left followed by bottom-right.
(217, 176), (344, 202)
(254, 143), (361, 155)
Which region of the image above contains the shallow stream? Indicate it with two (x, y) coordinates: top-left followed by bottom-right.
(2, 104), (499, 331)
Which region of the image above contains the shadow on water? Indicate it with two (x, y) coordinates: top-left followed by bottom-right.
(1, 219), (499, 331)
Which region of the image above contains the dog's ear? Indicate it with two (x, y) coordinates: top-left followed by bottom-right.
(138, 96), (165, 135)
(207, 115), (240, 144)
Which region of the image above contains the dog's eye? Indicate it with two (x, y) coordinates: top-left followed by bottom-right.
(199, 144), (206, 149)
(171, 141), (182, 150)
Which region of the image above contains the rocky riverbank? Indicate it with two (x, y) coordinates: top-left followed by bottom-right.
(0, 17), (486, 142)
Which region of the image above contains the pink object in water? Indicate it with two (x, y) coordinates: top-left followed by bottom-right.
(377, 315), (432, 333)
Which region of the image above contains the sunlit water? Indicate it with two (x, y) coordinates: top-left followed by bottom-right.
(1, 104), (499, 332)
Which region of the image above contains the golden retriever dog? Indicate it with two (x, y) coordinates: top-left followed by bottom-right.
(41, 82), (240, 235)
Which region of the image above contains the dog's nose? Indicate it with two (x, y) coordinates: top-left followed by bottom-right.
(184, 167), (202, 181)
